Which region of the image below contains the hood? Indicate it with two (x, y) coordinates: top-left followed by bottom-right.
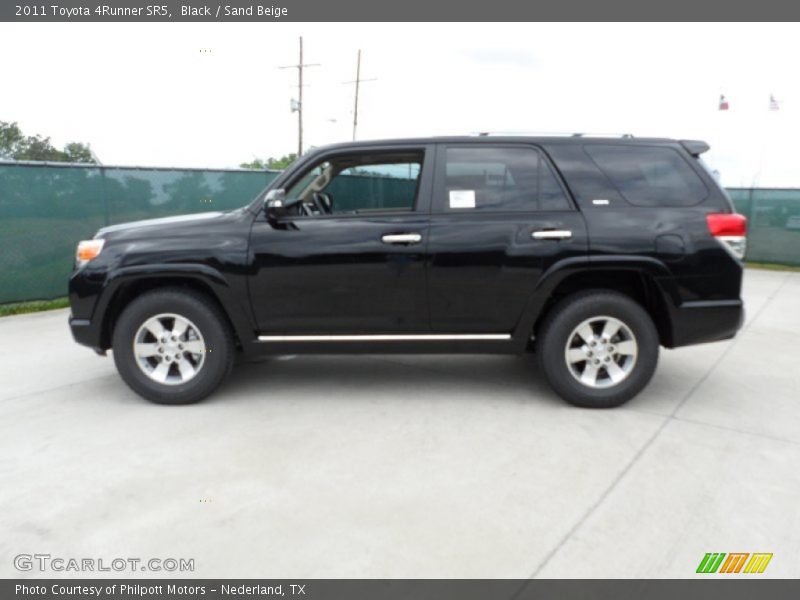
(95, 211), (228, 239)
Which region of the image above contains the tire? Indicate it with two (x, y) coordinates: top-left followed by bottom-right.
(112, 288), (235, 405)
(536, 290), (659, 408)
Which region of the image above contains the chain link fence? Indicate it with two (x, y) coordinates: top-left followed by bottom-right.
(1, 161), (798, 304)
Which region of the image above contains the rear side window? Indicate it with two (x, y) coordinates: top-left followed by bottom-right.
(444, 146), (570, 212)
(584, 144), (708, 207)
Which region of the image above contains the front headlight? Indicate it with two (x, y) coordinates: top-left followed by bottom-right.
(75, 239), (105, 268)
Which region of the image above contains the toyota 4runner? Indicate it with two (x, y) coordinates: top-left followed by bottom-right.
(69, 135), (746, 407)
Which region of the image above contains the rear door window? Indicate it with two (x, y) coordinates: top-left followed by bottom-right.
(584, 144), (708, 207)
(442, 146), (571, 212)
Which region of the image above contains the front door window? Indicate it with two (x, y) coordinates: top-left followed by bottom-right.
(284, 152), (423, 217)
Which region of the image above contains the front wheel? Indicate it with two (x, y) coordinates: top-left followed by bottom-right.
(112, 288), (234, 405)
(536, 291), (659, 408)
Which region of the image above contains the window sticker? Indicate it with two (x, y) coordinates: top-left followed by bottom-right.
(449, 190), (476, 209)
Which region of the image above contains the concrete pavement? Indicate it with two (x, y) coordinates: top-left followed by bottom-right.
(0, 268), (798, 578)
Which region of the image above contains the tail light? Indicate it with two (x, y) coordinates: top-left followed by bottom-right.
(706, 213), (747, 260)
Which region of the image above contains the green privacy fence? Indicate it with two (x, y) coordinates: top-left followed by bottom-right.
(326, 173), (417, 212)
(0, 161), (279, 304)
(1, 161), (799, 304)
(727, 188), (800, 268)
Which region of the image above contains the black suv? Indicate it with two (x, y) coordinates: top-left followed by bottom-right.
(69, 136), (746, 408)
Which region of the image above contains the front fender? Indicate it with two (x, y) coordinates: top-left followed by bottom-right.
(96, 264), (257, 351)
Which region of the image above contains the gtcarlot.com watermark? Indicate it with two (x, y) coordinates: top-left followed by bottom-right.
(14, 553), (194, 573)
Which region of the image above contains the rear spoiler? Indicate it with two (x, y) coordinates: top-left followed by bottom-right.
(680, 140), (710, 157)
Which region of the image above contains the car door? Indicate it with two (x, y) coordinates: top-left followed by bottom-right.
(427, 143), (588, 333)
(248, 145), (433, 334)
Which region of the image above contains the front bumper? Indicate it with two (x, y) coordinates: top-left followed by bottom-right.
(68, 256), (110, 352)
(69, 315), (105, 353)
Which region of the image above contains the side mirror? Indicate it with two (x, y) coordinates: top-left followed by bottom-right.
(264, 189), (287, 221)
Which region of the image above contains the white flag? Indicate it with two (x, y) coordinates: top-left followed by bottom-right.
(769, 94), (780, 111)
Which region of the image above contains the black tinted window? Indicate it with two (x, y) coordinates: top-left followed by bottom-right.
(445, 146), (570, 212)
(585, 145), (708, 207)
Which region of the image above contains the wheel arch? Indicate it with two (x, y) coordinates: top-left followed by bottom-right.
(97, 265), (255, 351)
(516, 257), (679, 349)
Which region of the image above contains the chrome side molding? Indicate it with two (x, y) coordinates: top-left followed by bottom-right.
(257, 333), (512, 342)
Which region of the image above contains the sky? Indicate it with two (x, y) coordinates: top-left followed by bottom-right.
(2, 22), (799, 187)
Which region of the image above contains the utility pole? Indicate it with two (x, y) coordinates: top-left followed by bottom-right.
(343, 49), (376, 141)
(280, 36), (319, 157)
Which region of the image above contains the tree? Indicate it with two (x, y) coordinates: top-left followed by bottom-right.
(0, 121), (24, 159)
(0, 120), (97, 163)
(240, 153), (297, 170)
(0, 122), (23, 158)
(63, 142), (95, 163)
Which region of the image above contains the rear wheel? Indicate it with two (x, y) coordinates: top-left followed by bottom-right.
(537, 291), (659, 408)
(112, 288), (234, 404)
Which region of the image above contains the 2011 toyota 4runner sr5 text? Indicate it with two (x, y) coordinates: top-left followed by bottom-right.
(69, 135), (747, 408)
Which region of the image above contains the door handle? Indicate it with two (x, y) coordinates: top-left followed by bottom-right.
(382, 233), (422, 245)
(532, 229), (572, 240)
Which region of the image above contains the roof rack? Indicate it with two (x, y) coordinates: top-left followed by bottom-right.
(472, 131), (635, 138)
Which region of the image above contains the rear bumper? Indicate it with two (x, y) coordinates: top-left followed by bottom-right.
(669, 299), (745, 347)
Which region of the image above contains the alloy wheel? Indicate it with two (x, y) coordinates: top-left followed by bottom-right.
(132, 313), (206, 385)
(564, 315), (638, 389)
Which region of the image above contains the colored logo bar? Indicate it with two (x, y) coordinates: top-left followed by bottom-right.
(697, 553), (773, 574)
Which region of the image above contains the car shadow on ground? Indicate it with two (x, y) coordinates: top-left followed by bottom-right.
(215, 353), (563, 408)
